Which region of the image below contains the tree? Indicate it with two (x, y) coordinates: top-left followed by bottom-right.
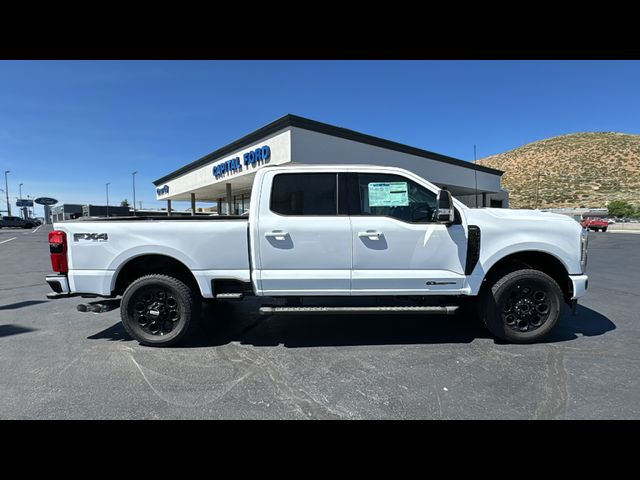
(120, 199), (130, 207)
(607, 200), (634, 218)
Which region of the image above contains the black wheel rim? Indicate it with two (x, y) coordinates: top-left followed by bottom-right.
(129, 285), (181, 337)
(500, 281), (553, 333)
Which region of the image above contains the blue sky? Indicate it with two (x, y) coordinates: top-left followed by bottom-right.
(1, 60), (638, 214)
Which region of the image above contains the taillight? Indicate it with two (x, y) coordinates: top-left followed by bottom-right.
(49, 230), (68, 273)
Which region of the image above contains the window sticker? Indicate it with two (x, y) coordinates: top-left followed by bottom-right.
(368, 182), (409, 207)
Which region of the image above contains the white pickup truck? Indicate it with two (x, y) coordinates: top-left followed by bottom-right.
(46, 165), (588, 346)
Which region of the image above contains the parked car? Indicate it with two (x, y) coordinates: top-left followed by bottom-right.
(45, 164), (588, 346)
(0, 216), (37, 229)
(581, 217), (608, 232)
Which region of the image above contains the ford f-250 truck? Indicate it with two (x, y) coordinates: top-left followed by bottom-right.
(45, 165), (589, 346)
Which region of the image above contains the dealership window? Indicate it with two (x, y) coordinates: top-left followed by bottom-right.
(353, 173), (437, 223)
(270, 173), (337, 215)
(233, 193), (250, 215)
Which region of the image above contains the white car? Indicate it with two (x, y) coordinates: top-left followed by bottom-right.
(45, 165), (588, 346)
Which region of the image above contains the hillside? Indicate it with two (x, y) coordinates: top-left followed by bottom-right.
(477, 132), (640, 209)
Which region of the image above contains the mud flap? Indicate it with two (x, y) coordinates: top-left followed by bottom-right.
(571, 299), (578, 315)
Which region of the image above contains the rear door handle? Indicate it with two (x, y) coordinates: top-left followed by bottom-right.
(265, 230), (289, 240)
(358, 230), (383, 239)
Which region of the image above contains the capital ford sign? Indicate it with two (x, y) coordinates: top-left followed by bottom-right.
(156, 185), (169, 196)
(213, 145), (271, 178)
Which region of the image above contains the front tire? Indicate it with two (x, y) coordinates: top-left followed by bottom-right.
(120, 274), (200, 347)
(602, 227), (607, 232)
(480, 269), (563, 343)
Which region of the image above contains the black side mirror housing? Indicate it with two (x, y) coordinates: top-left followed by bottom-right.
(436, 189), (454, 224)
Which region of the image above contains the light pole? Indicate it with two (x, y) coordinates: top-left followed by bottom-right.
(19, 183), (23, 219)
(473, 144), (478, 208)
(106, 182), (110, 218)
(4, 170), (10, 216)
(132, 171), (138, 216)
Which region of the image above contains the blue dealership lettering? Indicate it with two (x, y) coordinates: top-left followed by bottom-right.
(213, 156), (242, 178)
(243, 145), (271, 167)
(213, 146), (270, 178)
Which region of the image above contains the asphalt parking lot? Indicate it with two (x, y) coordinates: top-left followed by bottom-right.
(0, 225), (638, 419)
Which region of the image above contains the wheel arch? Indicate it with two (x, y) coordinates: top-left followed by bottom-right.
(112, 254), (202, 298)
(482, 250), (571, 301)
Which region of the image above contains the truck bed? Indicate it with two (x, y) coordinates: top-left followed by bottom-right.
(58, 215), (249, 221)
(52, 217), (251, 297)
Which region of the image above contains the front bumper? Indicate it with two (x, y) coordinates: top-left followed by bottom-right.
(569, 274), (589, 300)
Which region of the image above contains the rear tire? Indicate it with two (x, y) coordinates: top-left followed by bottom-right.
(120, 274), (200, 347)
(602, 227), (607, 232)
(480, 269), (563, 343)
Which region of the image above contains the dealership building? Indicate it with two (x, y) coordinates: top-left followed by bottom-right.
(153, 114), (507, 214)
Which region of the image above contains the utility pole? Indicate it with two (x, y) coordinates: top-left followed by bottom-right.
(106, 182), (110, 218)
(19, 183), (23, 219)
(473, 144), (478, 208)
(4, 170), (10, 216)
(132, 171), (138, 216)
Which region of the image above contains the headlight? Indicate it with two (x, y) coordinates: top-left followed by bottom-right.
(580, 228), (588, 272)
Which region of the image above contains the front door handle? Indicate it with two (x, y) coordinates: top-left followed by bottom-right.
(358, 230), (383, 239)
(265, 230), (289, 240)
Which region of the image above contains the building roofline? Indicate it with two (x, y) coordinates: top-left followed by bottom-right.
(153, 114), (503, 186)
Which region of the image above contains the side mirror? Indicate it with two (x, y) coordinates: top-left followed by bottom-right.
(436, 189), (454, 224)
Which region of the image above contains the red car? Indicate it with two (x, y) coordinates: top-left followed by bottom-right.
(581, 217), (608, 232)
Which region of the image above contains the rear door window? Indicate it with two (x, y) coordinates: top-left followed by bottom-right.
(270, 173), (338, 216)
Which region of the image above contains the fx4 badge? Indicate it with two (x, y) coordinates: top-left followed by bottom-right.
(74, 233), (108, 242)
(426, 281), (456, 286)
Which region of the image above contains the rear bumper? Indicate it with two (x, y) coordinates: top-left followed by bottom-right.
(569, 274), (589, 300)
(46, 274), (70, 294)
(45, 274), (79, 299)
(45, 273), (114, 300)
